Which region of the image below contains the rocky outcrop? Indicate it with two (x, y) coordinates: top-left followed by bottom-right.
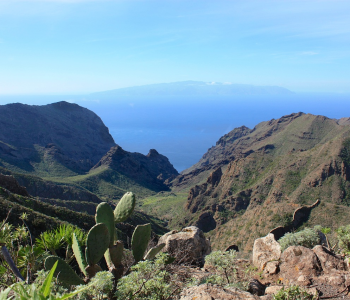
(252, 233), (281, 270)
(91, 145), (178, 191)
(269, 200), (320, 240)
(158, 226), (211, 266)
(279, 246), (322, 285)
(312, 245), (347, 273)
(179, 284), (259, 300)
(186, 167), (223, 214)
(0, 174), (29, 196)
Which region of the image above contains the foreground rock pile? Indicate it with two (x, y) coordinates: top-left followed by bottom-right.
(159, 227), (350, 299)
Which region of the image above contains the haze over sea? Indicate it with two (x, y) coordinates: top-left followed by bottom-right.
(1, 93), (349, 172)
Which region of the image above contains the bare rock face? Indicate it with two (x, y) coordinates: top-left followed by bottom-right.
(279, 246), (322, 285)
(179, 284), (258, 300)
(91, 145), (178, 192)
(252, 233), (281, 270)
(158, 226), (211, 266)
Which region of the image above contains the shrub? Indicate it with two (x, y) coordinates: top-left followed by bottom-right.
(336, 225), (350, 255)
(74, 271), (114, 300)
(273, 285), (316, 300)
(115, 252), (178, 300)
(278, 227), (320, 252)
(203, 250), (241, 287)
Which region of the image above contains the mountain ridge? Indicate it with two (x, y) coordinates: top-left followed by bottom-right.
(91, 81), (294, 97)
(0, 101), (178, 200)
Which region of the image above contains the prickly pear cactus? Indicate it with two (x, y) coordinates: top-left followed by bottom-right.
(72, 233), (87, 276)
(45, 256), (85, 287)
(95, 202), (115, 246)
(85, 223), (110, 266)
(114, 192), (136, 223)
(144, 243), (165, 260)
(131, 223), (151, 263)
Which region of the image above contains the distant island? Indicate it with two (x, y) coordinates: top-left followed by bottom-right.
(91, 81), (294, 97)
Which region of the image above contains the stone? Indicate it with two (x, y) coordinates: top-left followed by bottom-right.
(312, 245), (347, 273)
(252, 234), (281, 270)
(158, 226), (211, 266)
(265, 285), (283, 295)
(317, 274), (346, 286)
(263, 261), (279, 276)
(279, 246), (322, 285)
(179, 284), (258, 300)
(248, 279), (266, 296)
(297, 275), (311, 286)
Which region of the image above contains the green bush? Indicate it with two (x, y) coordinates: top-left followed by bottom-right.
(115, 253), (178, 300)
(273, 285), (316, 300)
(203, 250), (243, 288)
(74, 271), (114, 300)
(278, 227), (320, 252)
(336, 225), (350, 255)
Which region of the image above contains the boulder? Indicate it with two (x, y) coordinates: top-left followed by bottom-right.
(179, 284), (258, 300)
(279, 246), (322, 285)
(312, 245), (347, 273)
(252, 233), (281, 270)
(248, 279), (266, 296)
(158, 226), (211, 266)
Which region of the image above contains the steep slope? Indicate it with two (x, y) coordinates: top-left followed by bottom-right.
(0, 101), (178, 199)
(92, 146), (178, 190)
(0, 176), (168, 240)
(0, 101), (115, 175)
(168, 113), (350, 251)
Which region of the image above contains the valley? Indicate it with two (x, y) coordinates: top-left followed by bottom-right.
(1, 101), (350, 255)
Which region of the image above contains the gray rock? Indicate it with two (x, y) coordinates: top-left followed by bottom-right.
(158, 226), (211, 266)
(279, 246), (322, 285)
(263, 261), (279, 276)
(312, 245), (347, 273)
(179, 284), (258, 300)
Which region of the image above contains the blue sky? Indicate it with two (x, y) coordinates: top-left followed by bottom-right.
(0, 0), (350, 94)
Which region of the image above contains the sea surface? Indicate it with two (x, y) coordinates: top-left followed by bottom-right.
(1, 93), (349, 172)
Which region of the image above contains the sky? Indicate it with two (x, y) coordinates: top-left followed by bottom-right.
(0, 0), (350, 94)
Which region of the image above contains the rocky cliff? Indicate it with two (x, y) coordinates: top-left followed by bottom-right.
(0, 101), (115, 174)
(91, 146), (178, 192)
(170, 113), (350, 250)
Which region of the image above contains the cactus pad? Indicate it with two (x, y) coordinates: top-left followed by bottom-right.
(114, 192), (136, 223)
(95, 202), (115, 246)
(144, 243), (165, 260)
(131, 223), (151, 263)
(85, 223), (110, 266)
(72, 233), (87, 276)
(109, 241), (124, 267)
(44, 255), (85, 287)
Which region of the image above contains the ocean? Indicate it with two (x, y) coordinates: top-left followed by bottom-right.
(1, 93), (349, 172)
